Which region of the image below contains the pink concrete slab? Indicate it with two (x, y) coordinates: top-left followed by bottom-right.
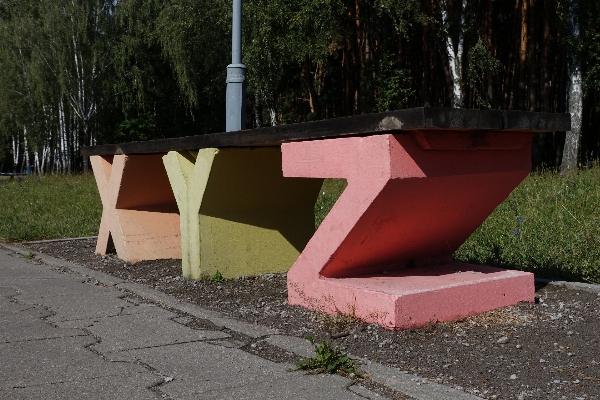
(91, 154), (181, 262)
(282, 132), (535, 329)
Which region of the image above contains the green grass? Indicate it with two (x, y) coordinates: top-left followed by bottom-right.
(454, 166), (600, 284)
(2, 167), (599, 284)
(314, 167), (600, 284)
(0, 174), (101, 242)
(314, 179), (347, 229)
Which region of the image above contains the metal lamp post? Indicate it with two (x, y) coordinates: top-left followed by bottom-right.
(226, 0), (246, 132)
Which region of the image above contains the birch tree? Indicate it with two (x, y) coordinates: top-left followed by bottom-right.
(38, 0), (116, 172)
(561, 0), (583, 171)
(439, 0), (467, 108)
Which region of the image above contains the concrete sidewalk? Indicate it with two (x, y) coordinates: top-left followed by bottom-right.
(0, 244), (482, 400)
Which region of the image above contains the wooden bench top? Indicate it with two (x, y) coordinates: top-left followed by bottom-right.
(81, 107), (571, 156)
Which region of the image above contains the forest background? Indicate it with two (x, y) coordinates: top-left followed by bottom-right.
(0, 0), (599, 174)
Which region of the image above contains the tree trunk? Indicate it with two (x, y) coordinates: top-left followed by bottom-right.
(304, 57), (322, 119)
(561, 0), (582, 172)
(518, 0), (528, 110)
(562, 63), (583, 171)
(439, 0), (466, 108)
(11, 135), (20, 174)
(254, 91), (262, 128)
(540, 0), (552, 113)
(527, 0), (537, 111)
(23, 126), (29, 174)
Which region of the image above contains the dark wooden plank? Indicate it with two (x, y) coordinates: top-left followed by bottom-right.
(81, 107), (571, 156)
(502, 110), (571, 131)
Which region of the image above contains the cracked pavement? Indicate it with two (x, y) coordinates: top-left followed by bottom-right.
(0, 246), (380, 399)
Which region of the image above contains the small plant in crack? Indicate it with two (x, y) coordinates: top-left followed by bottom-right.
(211, 270), (225, 282)
(21, 252), (36, 259)
(295, 336), (361, 376)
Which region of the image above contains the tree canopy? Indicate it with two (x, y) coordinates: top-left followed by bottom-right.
(1, 0), (599, 173)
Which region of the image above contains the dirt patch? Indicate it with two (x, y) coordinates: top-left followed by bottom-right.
(28, 239), (600, 400)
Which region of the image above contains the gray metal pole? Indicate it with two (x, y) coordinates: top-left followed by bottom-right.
(226, 0), (246, 132)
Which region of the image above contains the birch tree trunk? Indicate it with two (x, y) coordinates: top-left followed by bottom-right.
(561, 0), (582, 172)
(11, 135), (20, 174)
(34, 151), (40, 175)
(439, 0), (467, 108)
(23, 126), (29, 174)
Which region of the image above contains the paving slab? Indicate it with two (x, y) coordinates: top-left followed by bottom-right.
(82, 304), (231, 354)
(0, 373), (162, 400)
(117, 341), (362, 400)
(0, 296), (53, 320)
(0, 286), (87, 343)
(0, 314), (86, 343)
(16, 289), (135, 322)
(0, 335), (154, 389)
(1, 243), (495, 399)
(0, 256), (62, 280)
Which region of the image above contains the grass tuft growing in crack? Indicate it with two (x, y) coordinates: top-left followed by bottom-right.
(295, 336), (361, 376)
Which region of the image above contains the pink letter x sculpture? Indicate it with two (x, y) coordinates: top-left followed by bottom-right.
(282, 132), (535, 329)
(91, 154), (181, 262)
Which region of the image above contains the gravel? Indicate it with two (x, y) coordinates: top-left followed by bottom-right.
(27, 239), (600, 400)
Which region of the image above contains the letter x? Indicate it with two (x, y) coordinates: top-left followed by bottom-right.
(91, 154), (181, 262)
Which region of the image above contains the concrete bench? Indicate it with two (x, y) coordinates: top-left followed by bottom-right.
(82, 107), (570, 329)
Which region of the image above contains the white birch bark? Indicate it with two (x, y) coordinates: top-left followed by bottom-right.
(23, 126), (29, 174)
(439, 0), (467, 108)
(269, 108), (277, 127)
(11, 135), (20, 173)
(34, 151), (40, 175)
(42, 140), (50, 173)
(53, 148), (60, 174)
(561, 0), (582, 172)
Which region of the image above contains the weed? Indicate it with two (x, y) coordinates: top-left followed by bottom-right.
(21, 252), (36, 259)
(211, 270), (225, 282)
(295, 336), (361, 376)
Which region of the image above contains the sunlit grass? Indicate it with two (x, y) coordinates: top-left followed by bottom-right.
(455, 165), (600, 284)
(0, 174), (101, 242)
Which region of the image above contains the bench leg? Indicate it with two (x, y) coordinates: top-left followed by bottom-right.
(91, 154), (181, 262)
(163, 147), (323, 280)
(282, 133), (535, 329)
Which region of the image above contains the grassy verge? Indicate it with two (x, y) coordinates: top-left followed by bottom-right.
(454, 166), (600, 284)
(0, 174), (101, 242)
(1, 166), (598, 284)
(314, 166), (600, 284)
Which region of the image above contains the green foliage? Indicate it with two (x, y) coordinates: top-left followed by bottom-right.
(295, 336), (361, 376)
(375, 53), (414, 112)
(466, 38), (503, 109)
(21, 252), (36, 259)
(0, 174), (101, 242)
(211, 270), (225, 282)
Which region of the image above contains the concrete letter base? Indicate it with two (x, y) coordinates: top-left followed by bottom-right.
(282, 133), (535, 330)
(91, 155), (181, 262)
(163, 147), (323, 280)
